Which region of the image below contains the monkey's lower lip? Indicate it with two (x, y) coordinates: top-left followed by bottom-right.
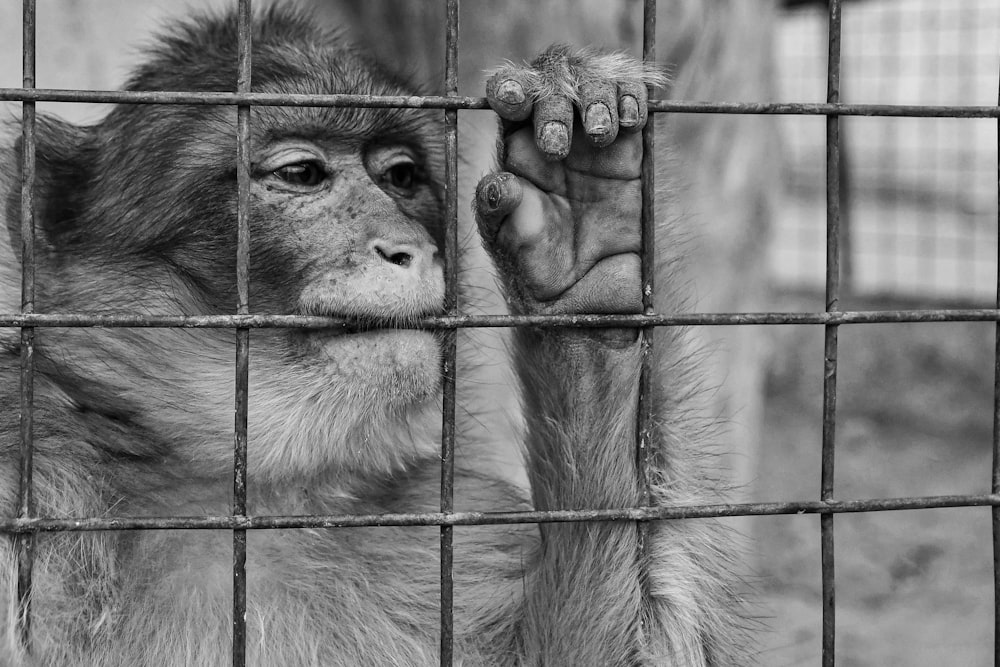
(311, 314), (444, 337)
(309, 326), (409, 337)
(300, 326), (442, 354)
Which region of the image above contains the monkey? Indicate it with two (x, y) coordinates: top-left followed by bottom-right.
(0, 5), (745, 666)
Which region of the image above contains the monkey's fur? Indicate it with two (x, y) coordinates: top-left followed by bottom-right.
(0, 6), (744, 665)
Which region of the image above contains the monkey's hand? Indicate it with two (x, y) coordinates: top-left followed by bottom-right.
(476, 46), (664, 321)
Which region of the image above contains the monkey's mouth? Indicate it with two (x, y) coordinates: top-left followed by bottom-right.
(294, 314), (445, 372)
(303, 310), (445, 341)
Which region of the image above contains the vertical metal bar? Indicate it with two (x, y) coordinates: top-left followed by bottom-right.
(635, 0), (657, 609)
(439, 1), (459, 664)
(992, 65), (1000, 667)
(822, 1), (843, 666)
(232, 1), (252, 665)
(636, 0), (657, 502)
(15, 0), (37, 651)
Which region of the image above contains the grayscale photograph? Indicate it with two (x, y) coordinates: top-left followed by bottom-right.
(0, 1), (997, 665)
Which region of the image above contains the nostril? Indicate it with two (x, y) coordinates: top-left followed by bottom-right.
(374, 243), (414, 268)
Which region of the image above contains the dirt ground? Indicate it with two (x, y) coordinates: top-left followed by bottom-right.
(748, 292), (995, 666)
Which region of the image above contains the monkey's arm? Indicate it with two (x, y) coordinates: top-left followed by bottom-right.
(475, 48), (739, 665)
(477, 47), (653, 514)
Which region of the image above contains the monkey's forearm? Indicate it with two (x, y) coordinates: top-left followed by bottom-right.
(514, 328), (645, 513)
(511, 328), (657, 663)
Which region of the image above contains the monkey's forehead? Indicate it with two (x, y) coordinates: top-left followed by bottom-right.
(249, 102), (441, 151)
(127, 6), (417, 100)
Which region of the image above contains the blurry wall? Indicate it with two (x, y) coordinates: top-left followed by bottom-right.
(775, 0), (999, 305)
(0, 0), (231, 123)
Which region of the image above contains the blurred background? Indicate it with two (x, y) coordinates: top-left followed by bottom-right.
(1, 0), (998, 664)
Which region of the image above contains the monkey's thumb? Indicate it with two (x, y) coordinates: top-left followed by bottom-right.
(475, 172), (523, 243)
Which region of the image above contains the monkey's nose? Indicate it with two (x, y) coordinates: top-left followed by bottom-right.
(375, 243), (412, 267)
(372, 241), (435, 269)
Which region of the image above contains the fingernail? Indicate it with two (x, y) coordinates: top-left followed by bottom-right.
(496, 79), (525, 106)
(619, 95), (639, 126)
(539, 121), (569, 156)
(585, 102), (612, 137)
(477, 173), (523, 214)
(485, 181), (503, 210)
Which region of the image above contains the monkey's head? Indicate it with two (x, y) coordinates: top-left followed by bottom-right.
(2, 7), (448, 487)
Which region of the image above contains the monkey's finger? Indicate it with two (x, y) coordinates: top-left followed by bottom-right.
(533, 95), (574, 161)
(617, 81), (648, 133)
(474, 172), (523, 245)
(486, 67), (533, 122)
(579, 81), (619, 148)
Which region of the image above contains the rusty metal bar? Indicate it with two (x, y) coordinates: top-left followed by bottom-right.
(0, 493), (996, 533)
(640, 100), (1000, 118)
(637, 0), (658, 502)
(439, 0), (459, 664)
(993, 66), (1000, 667)
(15, 0), (37, 650)
(821, 2), (843, 665)
(232, 1), (252, 665)
(5, 309), (1000, 330)
(0, 88), (492, 108)
(635, 0), (658, 619)
(3, 87), (1000, 118)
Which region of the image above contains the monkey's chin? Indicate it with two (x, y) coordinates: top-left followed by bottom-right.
(306, 328), (442, 406)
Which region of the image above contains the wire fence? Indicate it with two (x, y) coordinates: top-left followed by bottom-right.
(775, 0), (1000, 303)
(1, 0), (999, 665)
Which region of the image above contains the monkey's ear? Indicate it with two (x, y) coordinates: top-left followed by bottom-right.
(5, 116), (96, 252)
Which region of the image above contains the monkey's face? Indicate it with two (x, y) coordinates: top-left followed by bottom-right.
(248, 131), (445, 393)
(14, 39), (451, 483)
(229, 105), (448, 482)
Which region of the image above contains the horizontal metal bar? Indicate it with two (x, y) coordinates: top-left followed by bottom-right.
(1, 309), (999, 330)
(0, 88), (489, 109)
(650, 100), (1000, 118)
(1, 87), (998, 118)
(1, 494), (995, 533)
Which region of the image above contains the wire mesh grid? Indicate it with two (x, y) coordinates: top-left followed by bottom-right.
(776, 0), (1000, 303)
(1, 0), (999, 665)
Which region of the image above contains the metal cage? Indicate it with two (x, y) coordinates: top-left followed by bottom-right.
(1, 0), (999, 665)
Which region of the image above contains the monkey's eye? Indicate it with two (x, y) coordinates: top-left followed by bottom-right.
(273, 161), (326, 188)
(366, 146), (423, 196)
(385, 162), (417, 191)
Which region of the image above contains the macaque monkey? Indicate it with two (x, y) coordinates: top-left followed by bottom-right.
(0, 5), (743, 665)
